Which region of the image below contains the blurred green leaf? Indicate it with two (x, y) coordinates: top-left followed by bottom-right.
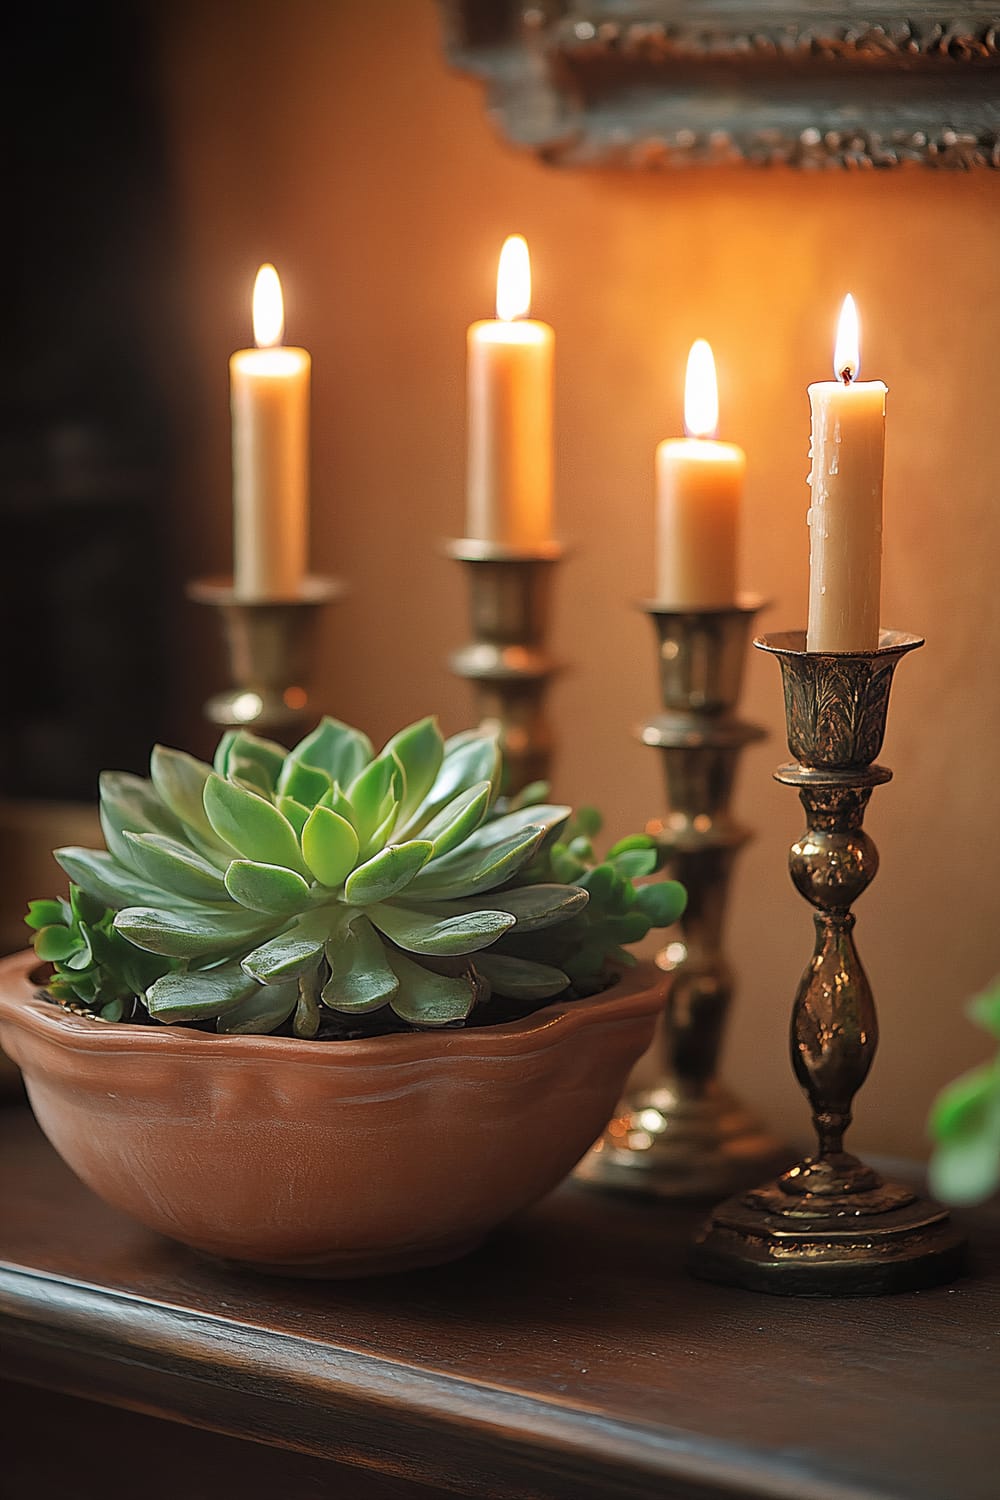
(634, 880), (687, 928)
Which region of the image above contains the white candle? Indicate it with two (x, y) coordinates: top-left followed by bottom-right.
(655, 340), (745, 607)
(466, 236), (554, 547)
(806, 295), (886, 652)
(230, 264), (310, 600)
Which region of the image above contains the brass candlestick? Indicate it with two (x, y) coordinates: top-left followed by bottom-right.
(189, 576), (342, 739)
(692, 629), (966, 1295)
(577, 597), (787, 1199)
(447, 538), (563, 796)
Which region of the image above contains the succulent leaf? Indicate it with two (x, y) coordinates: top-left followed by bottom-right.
(417, 780), (491, 858)
(343, 840), (434, 905)
(277, 795), (311, 839)
(223, 731), (287, 794)
(474, 953), (570, 1000)
(413, 883), (589, 933)
(34, 924), (81, 962)
(203, 774), (308, 875)
(323, 916), (399, 1012)
(217, 980), (299, 1035)
(368, 901), (515, 956)
(279, 759), (333, 808)
(293, 969), (322, 1038)
(346, 755), (398, 848)
(55, 847), (172, 912)
(149, 746), (222, 848)
(383, 717), (444, 826)
(224, 860), (313, 915)
(123, 832), (229, 902)
(461, 803), (571, 851)
(408, 824), (547, 900)
(99, 771), (185, 868)
(634, 880), (687, 928)
(401, 730), (501, 834)
(26, 898), (69, 931)
(114, 904), (268, 958)
(301, 806), (360, 887)
(241, 920), (328, 983)
(387, 947), (476, 1026)
(146, 961), (260, 1022)
(280, 717), (373, 791)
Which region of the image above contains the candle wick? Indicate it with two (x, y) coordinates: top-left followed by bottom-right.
(839, 367), (854, 386)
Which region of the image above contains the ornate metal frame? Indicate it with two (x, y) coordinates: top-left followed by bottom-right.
(440, 2), (1000, 168)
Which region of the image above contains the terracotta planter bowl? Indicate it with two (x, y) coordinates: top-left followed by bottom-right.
(0, 950), (664, 1277)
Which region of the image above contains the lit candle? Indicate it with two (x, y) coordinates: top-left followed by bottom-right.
(806, 294), (886, 652)
(230, 264), (310, 600)
(466, 235), (554, 547)
(655, 340), (745, 607)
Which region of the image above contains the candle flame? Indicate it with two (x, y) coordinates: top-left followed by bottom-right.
(684, 339), (719, 439)
(834, 293), (860, 383)
(496, 235), (531, 321)
(253, 263), (284, 348)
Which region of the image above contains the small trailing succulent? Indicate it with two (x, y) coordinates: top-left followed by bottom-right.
(928, 975), (1000, 1205)
(26, 716), (685, 1038)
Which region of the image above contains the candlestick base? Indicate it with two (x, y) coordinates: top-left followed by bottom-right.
(575, 1076), (789, 1201)
(692, 1162), (967, 1296)
(446, 538), (564, 796)
(189, 576), (342, 738)
(690, 629), (966, 1296)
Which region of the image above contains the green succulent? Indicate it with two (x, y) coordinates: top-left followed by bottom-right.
(27, 716), (688, 1039)
(494, 799), (687, 990)
(30, 717), (595, 1035)
(928, 976), (1000, 1205)
(25, 887), (173, 1022)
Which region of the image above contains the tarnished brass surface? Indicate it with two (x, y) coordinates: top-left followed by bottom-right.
(577, 598), (789, 1201)
(188, 576), (342, 738)
(446, 539), (563, 796)
(692, 629), (967, 1295)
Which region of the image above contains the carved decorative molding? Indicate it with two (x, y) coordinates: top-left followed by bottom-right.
(440, 2), (1000, 168)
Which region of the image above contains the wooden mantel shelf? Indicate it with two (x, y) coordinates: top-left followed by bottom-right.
(1, 1106), (997, 1500)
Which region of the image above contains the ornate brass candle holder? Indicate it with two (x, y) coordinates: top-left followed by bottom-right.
(446, 538), (563, 796)
(692, 629), (966, 1295)
(578, 597), (788, 1199)
(189, 576), (342, 739)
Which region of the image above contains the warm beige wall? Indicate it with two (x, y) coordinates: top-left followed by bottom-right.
(157, 0), (1000, 1159)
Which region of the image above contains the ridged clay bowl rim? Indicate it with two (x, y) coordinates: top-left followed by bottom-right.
(0, 948), (664, 1069)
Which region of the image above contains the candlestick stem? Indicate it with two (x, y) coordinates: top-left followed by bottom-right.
(446, 539), (563, 797)
(691, 630), (966, 1295)
(189, 576), (342, 741)
(577, 598), (789, 1199)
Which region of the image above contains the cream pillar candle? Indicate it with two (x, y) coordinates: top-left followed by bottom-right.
(655, 340), (745, 607)
(230, 263), (310, 600)
(466, 235), (554, 547)
(806, 294), (886, 652)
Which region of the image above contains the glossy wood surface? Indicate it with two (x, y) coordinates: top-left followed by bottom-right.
(1, 1107), (997, 1500)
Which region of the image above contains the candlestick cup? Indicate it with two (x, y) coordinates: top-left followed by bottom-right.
(691, 630), (966, 1295)
(577, 597), (788, 1199)
(189, 576), (342, 741)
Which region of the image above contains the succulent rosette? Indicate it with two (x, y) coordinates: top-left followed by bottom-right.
(27, 715), (686, 1038)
